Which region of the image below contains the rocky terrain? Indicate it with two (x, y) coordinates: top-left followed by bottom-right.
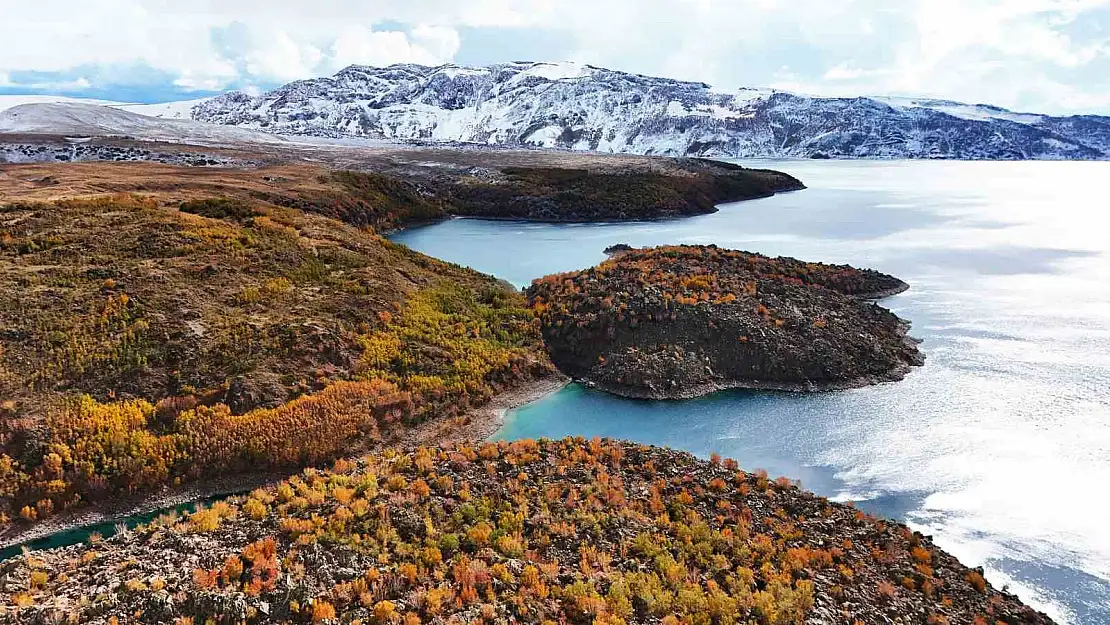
(183, 61), (1109, 160)
(0, 134), (1054, 625)
(527, 245), (924, 399)
(0, 438), (1051, 625)
(1, 141), (252, 167)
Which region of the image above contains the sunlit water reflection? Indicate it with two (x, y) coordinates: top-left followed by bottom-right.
(392, 160), (1110, 624)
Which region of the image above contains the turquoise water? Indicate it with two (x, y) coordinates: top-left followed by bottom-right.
(0, 497), (222, 561)
(393, 160), (1110, 625)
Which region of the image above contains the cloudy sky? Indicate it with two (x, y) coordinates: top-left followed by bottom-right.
(2, 0), (1109, 114)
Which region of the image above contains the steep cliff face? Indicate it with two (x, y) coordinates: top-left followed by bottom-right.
(189, 61), (1110, 160)
(527, 246), (924, 399)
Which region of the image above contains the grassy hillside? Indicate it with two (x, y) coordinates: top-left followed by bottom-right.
(0, 191), (550, 530)
(0, 158), (801, 533)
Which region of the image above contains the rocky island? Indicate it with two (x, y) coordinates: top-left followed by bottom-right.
(527, 245), (924, 399)
(0, 438), (1048, 625)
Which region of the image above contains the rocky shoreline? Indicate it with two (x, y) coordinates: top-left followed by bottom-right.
(851, 282), (911, 301)
(578, 361), (919, 400)
(528, 245), (924, 400)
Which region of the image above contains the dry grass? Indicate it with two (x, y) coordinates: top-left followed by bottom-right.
(0, 161), (334, 205)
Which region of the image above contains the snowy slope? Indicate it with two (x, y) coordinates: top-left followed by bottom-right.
(870, 97), (1046, 125)
(182, 61), (1109, 160)
(0, 95), (128, 113)
(117, 98), (212, 120)
(0, 103), (284, 146)
(0, 95), (211, 119)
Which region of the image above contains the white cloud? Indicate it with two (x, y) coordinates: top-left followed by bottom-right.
(0, 0), (1107, 113)
(331, 25), (459, 71)
(242, 29), (324, 80)
(0, 2), (466, 90)
(411, 25), (463, 61)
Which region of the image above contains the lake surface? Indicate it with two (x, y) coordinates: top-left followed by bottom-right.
(393, 160), (1110, 625)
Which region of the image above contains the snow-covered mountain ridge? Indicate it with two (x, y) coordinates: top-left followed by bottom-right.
(185, 61), (1110, 159)
(10, 62), (1109, 159)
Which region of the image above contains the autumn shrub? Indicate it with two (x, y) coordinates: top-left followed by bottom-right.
(179, 198), (259, 222)
(21, 433), (1025, 624)
(967, 570), (988, 593)
(0, 196), (549, 527)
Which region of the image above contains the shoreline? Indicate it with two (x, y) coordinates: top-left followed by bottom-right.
(0, 375), (570, 554)
(396, 374), (570, 449)
(0, 473), (282, 554)
(573, 323), (925, 402)
(579, 361), (919, 401)
(853, 282), (911, 300)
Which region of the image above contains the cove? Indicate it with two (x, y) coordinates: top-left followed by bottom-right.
(392, 159), (1110, 625)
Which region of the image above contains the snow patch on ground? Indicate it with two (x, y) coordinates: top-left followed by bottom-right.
(434, 66), (492, 80)
(117, 99), (212, 120)
(727, 88), (777, 106)
(523, 126), (562, 147)
(516, 61), (596, 82)
(666, 101), (689, 117)
(874, 97), (1045, 125)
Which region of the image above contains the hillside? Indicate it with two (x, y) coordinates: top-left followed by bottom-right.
(527, 245), (923, 398)
(0, 438), (1051, 624)
(0, 96), (129, 113)
(0, 176), (551, 535)
(0, 152), (803, 539)
(443, 161), (803, 222)
(0, 147), (1054, 625)
(183, 61), (1110, 160)
(0, 149), (803, 223)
